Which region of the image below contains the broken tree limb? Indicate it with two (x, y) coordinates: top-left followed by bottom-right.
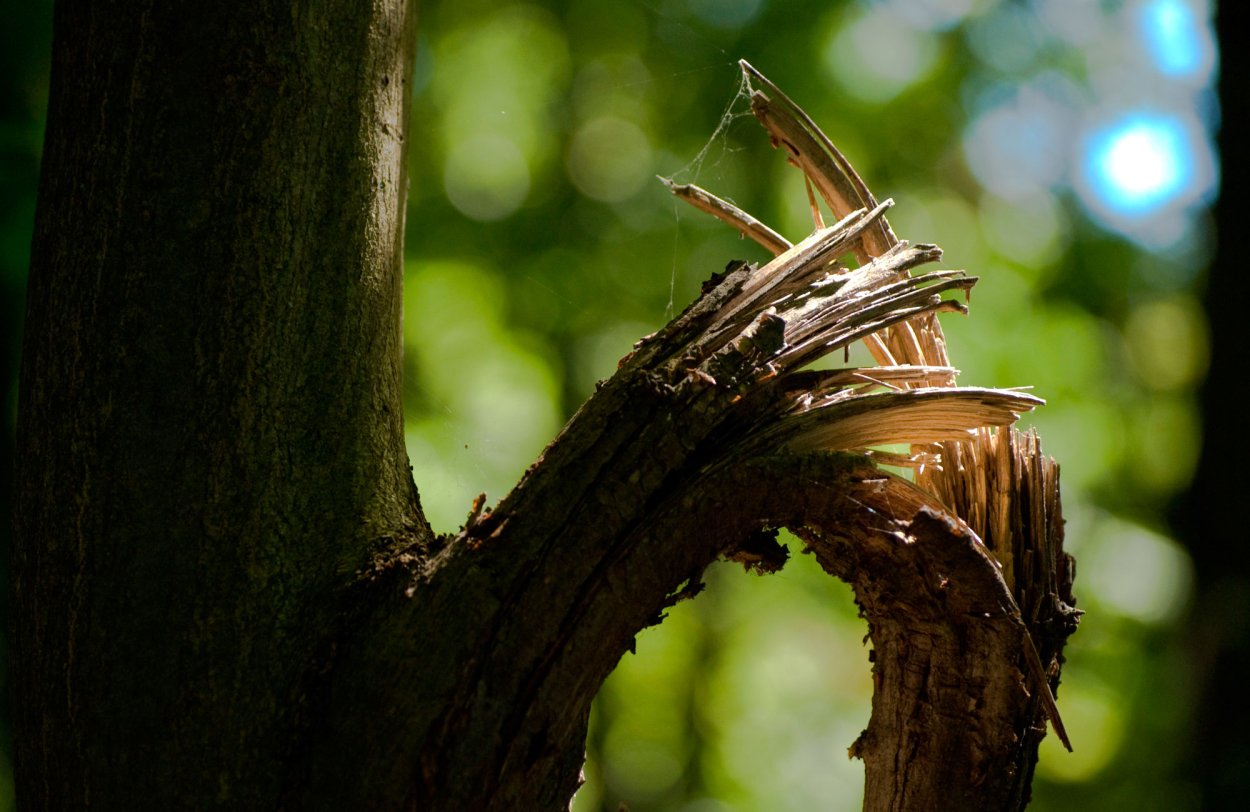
(309, 89), (1075, 803)
(285, 64), (1079, 809)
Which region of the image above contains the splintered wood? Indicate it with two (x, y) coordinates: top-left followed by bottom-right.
(660, 59), (1076, 751)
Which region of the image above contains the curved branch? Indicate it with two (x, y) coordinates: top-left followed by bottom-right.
(300, 204), (1071, 808)
(308, 446), (1069, 809)
(298, 64), (1076, 811)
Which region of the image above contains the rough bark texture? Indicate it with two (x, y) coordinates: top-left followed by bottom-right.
(13, 4), (1077, 811)
(14, 0), (422, 805)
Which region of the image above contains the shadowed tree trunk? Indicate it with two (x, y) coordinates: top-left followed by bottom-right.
(12, 2), (1078, 810)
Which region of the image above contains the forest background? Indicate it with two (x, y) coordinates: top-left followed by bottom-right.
(0, 1), (1235, 810)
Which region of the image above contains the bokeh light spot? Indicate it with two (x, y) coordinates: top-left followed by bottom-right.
(1089, 116), (1187, 215)
(978, 190), (1068, 271)
(823, 7), (939, 103)
(403, 260), (562, 531)
(964, 3), (1043, 74)
(1123, 295), (1209, 391)
(1083, 516), (1194, 625)
(1128, 394), (1202, 495)
(443, 134), (531, 221)
(431, 3), (570, 198)
(1037, 680), (1127, 782)
(961, 76), (1077, 200)
(1140, 0), (1212, 78)
(1074, 110), (1216, 247)
(567, 116), (654, 202)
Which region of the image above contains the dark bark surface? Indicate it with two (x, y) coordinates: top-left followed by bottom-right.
(13, 3), (1077, 810)
(14, 0), (422, 805)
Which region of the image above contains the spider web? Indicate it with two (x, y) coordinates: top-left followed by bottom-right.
(662, 69), (757, 316)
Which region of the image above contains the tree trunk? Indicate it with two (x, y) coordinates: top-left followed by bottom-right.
(14, 0), (422, 805)
(13, 4), (1077, 810)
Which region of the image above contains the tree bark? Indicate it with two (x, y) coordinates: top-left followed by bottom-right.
(14, 0), (422, 805)
(13, 4), (1077, 810)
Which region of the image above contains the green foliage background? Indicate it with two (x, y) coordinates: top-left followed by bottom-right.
(1, 1), (1220, 810)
